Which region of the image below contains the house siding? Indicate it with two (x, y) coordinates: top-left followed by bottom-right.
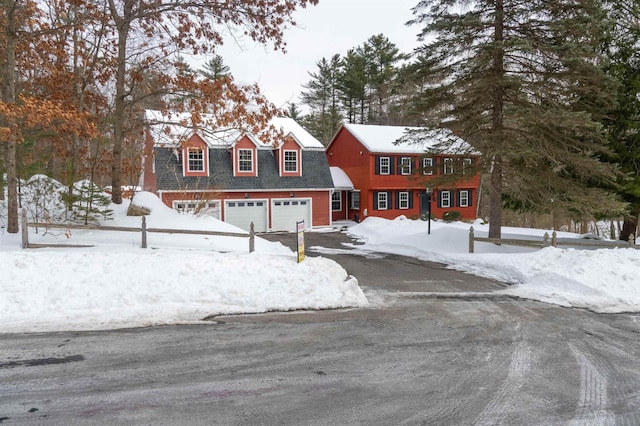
(327, 125), (480, 222)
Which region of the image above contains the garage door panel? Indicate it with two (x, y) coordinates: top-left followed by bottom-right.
(271, 199), (311, 232)
(225, 200), (267, 232)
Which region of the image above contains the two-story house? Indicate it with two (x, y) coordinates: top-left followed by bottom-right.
(326, 123), (480, 222)
(141, 110), (334, 232)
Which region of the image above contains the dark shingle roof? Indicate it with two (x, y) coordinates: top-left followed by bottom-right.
(154, 148), (334, 191)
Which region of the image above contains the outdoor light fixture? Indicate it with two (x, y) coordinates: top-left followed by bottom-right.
(244, 193), (249, 198)
(290, 192), (295, 197)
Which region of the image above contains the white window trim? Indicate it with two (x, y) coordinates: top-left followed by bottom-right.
(380, 157), (390, 175)
(401, 157), (412, 175)
(441, 191), (451, 208)
(377, 192), (388, 210)
(422, 158), (433, 175)
(187, 148), (205, 172)
(238, 149), (253, 172)
(443, 158), (454, 174)
(172, 199), (221, 218)
(283, 150), (298, 172)
(399, 191), (409, 209)
(459, 190), (470, 207)
(332, 191), (342, 211)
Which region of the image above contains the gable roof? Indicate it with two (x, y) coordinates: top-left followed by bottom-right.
(145, 110), (323, 150)
(338, 123), (475, 155)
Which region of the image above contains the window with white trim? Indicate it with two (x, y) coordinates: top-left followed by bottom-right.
(187, 148), (204, 172)
(380, 157), (390, 175)
(238, 149), (253, 172)
(332, 191), (342, 211)
(401, 157), (412, 175)
(399, 191), (409, 209)
(422, 157), (433, 175)
(441, 190), (451, 208)
(459, 190), (470, 207)
(284, 150), (298, 172)
(350, 191), (360, 209)
(377, 192), (388, 210)
(443, 158), (454, 174)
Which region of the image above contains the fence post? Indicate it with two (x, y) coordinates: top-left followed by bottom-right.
(543, 232), (549, 247)
(629, 233), (635, 247)
(469, 226), (474, 253)
(21, 208), (29, 249)
(552, 231), (557, 247)
(249, 222), (255, 253)
(141, 216), (147, 248)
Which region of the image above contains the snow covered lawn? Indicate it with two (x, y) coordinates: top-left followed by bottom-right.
(0, 192), (367, 333)
(2, 191), (639, 335)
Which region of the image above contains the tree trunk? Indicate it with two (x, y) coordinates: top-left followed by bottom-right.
(488, 155), (502, 238)
(488, 0), (504, 239)
(619, 209), (639, 242)
(2, 0), (19, 232)
(109, 0), (132, 205)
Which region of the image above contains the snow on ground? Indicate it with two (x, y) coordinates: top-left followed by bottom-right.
(2, 189), (639, 334)
(346, 216), (640, 314)
(0, 192), (367, 333)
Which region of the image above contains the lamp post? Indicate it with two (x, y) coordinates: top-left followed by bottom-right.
(426, 187), (432, 235)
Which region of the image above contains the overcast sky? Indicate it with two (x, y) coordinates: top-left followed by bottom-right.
(213, 0), (421, 110)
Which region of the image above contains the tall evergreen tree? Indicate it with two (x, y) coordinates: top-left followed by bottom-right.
(361, 34), (405, 124)
(406, 0), (623, 238)
(300, 55), (343, 144)
(601, 0), (640, 241)
(339, 48), (368, 124)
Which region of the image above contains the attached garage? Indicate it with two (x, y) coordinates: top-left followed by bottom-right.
(271, 199), (311, 231)
(224, 200), (268, 232)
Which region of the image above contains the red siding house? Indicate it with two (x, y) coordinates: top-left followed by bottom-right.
(326, 123), (480, 222)
(141, 110), (334, 232)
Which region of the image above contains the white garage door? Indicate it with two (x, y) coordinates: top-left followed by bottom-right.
(271, 199), (311, 232)
(224, 200), (268, 232)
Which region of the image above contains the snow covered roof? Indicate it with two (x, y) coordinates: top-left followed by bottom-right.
(270, 116), (325, 150)
(342, 123), (476, 155)
(330, 167), (354, 190)
(145, 110), (323, 150)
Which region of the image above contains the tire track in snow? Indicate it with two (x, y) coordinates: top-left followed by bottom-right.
(473, 340), (531, 426)
(568, 341), (615, 426)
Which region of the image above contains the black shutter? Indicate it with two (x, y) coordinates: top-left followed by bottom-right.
(395, 192), (400, 209)
(456, 190), (461, 207)
(375, 157), (380, 175)
(412, 158), (416, 175)
(388, 192), (393, 209)
(373, 191), (379, 210)
(437, 190), (442, 208)
(468, 190), (473, 207)
(389, 157), (395, 175)
(408, 191), (414, 209)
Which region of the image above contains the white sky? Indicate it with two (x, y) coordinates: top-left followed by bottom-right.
(2, 186), (639, 334)
(215, 0), (421, 109)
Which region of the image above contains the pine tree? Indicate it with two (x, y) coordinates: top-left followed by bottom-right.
(300, 55), (343, 144)
(361, 34), (405, 125)
(339, 49), (367, 124)
(406, 0), (623, 238)
(601, 0), (640, 241)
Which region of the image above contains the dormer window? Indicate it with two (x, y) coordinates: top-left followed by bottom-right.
(238, 149), (253, 172)
(284, 150), (298, 172)
(187, 148), (204, 172)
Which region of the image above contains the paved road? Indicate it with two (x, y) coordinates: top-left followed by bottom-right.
(2, 231), (640, 425)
